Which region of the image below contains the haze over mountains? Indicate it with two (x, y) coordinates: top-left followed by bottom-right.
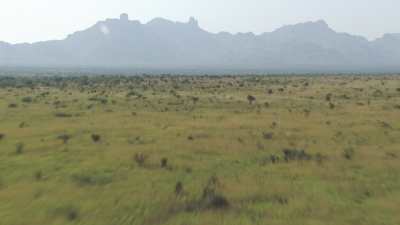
(1, 14), (400, 73)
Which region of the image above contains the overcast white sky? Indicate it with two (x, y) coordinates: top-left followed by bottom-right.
(1, 0), (399, 44)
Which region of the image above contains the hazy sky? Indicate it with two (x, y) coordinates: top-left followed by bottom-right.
(1, 0), (399, 44)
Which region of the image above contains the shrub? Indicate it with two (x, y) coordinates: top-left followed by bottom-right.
(57, 134), (71, 144)
(54, 112), (73, 118)
(270, 155), (280, 164)
(207, 194), (230, 209)
(0, 133), (4, 141)
(19, 122), (27, 128)
(247, 95), (256, 104)
(386, 152), (397, 159)
(34, 171), (43, 181)
(262, 132), (274, 140)
(8, 103), (17, 108)
(175, 181), (183, 196)
(66, 208), (79, 221)
(134, 153), (147, 167)
(161, 157), (168, 168)
(373, 89), (383, 97)
(272, 195), (289, 205)
(185, 167), (193, 173)
(53, 205), (80, 221)
(202, 176), (219, 199)
(201, 176), (229, 209)
(91, 134), (101, 142)
(283, 148), (312, 162)
(21, 96), (33, 103)
(343, 148), (355, 160)
(326, 93), (332, 101)
(191, 96), (199, 104)
(71, 171), (113, 186)
(16, 142), (24, 154)
(88, 97), (108, 104)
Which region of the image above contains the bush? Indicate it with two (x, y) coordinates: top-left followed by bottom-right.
(54, 112), (73, 118)
(19, 122), (27, 128)
(91, 134), (101, 142)
(53, 205), (80, 221)
(175, 181), (183, 196)
(88, 97), (108, 104)
(343, 148), (355, 160)
(161, 157), (168, 168)
(271, 195), (289, 205)
(269, 154), (280, 164)
(66, 208), (79, 221)
(21, 96), (33, 103)
(16, 142), (24, 154)
(8, 103), (18, 108)
(207, 194), (230, 209)
(134, 153), (147, 167)
(247, 95), (256, 104)
(326, 93), (332, 101)
(262, 132), (274, 140)
(184, 176), (230, 212)
(34, 171), (43, 181)
(57, 134), (71, 144)
(0, 133), (4, 141)
(201, 176), (229, 209)
(283, 148), (312, 162)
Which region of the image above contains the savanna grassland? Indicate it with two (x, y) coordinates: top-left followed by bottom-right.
(0, 75), (400, 225)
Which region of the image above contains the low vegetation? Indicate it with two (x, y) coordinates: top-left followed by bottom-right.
(0, 74), (399, 225)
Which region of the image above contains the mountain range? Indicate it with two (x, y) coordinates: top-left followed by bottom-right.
(1, 14), (400, 73)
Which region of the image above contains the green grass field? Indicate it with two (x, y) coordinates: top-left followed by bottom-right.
(0, 75), (399, 225)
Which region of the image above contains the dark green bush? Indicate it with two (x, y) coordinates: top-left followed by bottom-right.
(57, 134), (71, 144)
(343, 148), (355, 160)
(175, 181), (183, 196)
(15, 143), (24, 154)
(91, 134), (101, 142)
(71, 171), (113, 186)
(21, 96), (33, 103)
(134, 153), (147, 167)
(161, 157), (168, 168)
(283, 148), (312, 162)
(54, 112), (73, 118)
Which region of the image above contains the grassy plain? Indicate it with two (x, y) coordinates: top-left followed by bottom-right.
(0, 75), (399, 225)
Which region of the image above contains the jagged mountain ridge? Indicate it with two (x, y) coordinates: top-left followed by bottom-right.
(1, 14), (399, 72)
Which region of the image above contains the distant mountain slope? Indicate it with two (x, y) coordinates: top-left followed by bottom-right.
(1, 14), (399, 72)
